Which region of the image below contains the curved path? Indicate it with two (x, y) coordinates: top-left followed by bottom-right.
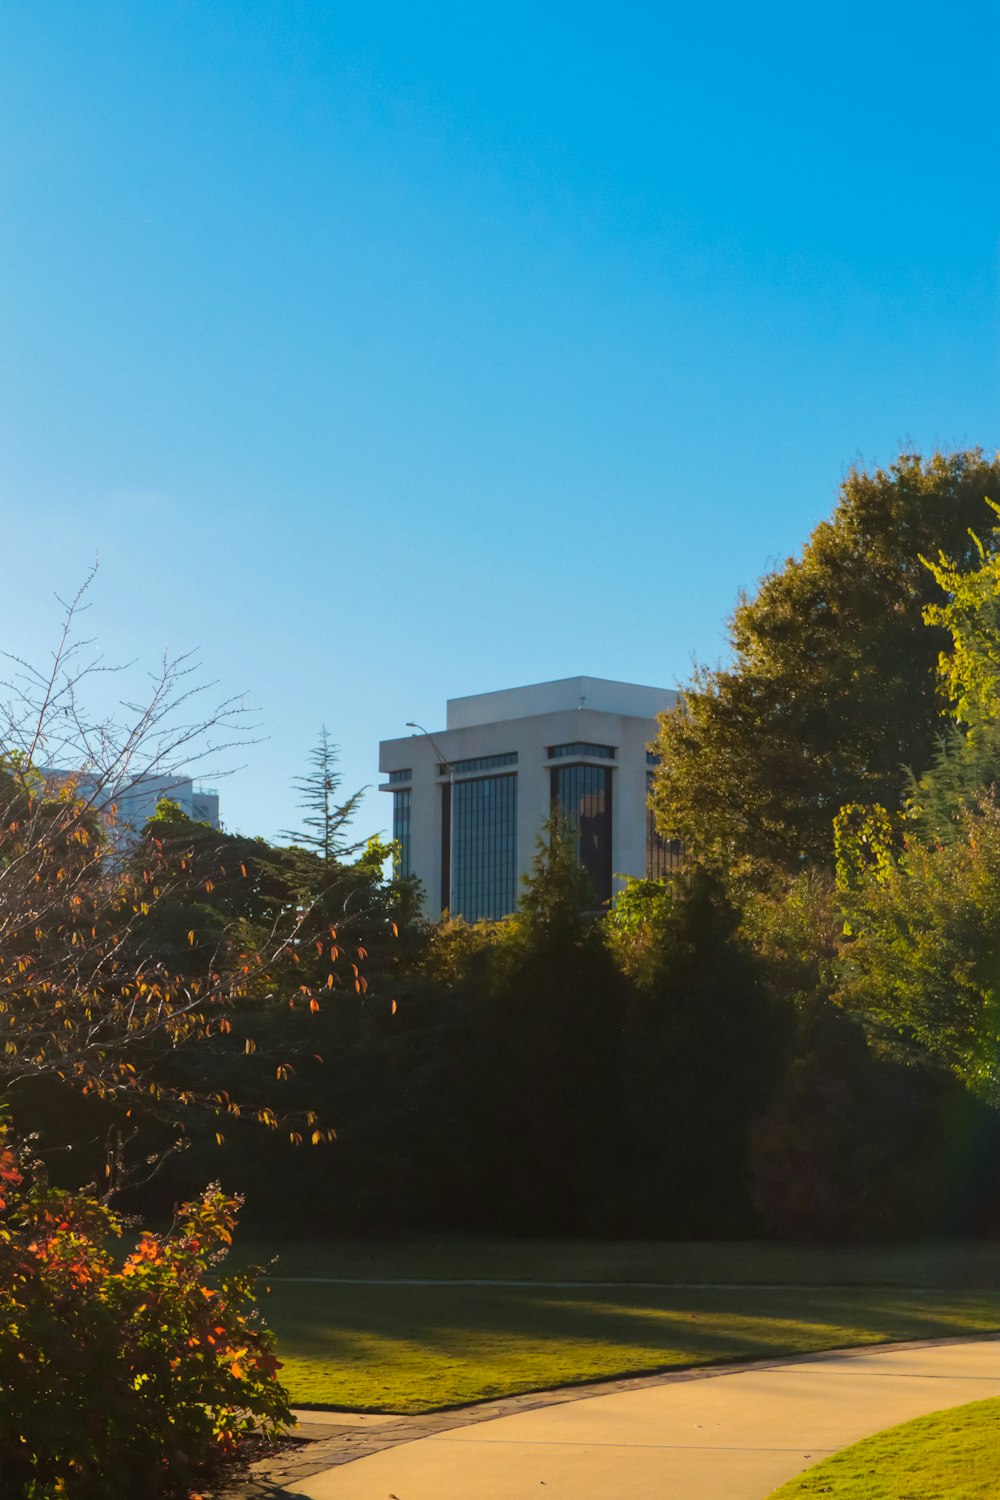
(275, 1335), (1000, 1500)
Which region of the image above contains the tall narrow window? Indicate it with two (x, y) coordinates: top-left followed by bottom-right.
(551, 763), (613, 906)
(440, 781), (452, 912)
(392, 788), (412, 878)
(646, 771), (683, 878)
(450, 773), (517, 921)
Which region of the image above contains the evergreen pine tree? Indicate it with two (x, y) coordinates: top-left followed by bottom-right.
(282, 727), (366, 861)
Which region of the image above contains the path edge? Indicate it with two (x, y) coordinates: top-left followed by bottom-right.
(213, 1330), (1000, 1499)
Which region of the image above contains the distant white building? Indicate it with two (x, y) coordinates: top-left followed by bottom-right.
(43, 769), (220, 842)
(379, 676), (681, 921)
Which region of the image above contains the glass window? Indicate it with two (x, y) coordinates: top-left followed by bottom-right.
(646, 771), (683, 878)
(548, 742), (616, 759)
(551, 763), (613, 905)
(440, 782), (451, 911)
(450, 773), (518, 920)
(388, 768), (412, 784)
(446, 752), (518, 775)
(392, 788), (412, 878)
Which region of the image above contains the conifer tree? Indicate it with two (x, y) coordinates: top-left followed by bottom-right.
(282, 727), (366, 861)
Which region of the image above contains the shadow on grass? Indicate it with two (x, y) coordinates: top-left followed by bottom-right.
(261, 1281), (1000, 1411)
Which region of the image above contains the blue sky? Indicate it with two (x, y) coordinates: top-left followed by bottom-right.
(2, 1), (998, 841)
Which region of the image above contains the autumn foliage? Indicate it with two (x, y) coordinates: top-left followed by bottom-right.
(0, 763), (269, 1113)
(0, 596), (384, 1496)
(0, 1117), (291, 1498)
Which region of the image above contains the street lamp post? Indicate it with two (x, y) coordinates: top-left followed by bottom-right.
(406, 721), (454, 914)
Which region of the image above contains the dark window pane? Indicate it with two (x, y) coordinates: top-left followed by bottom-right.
(392, 789), (412, 877)
(550, 763), (613, 905)
(645, 770), (683, 877)
(447, 752), (518, 775)
(449, 773), (517, 920)
(441, 782), (452, 911)
(547, 742), (616, 759)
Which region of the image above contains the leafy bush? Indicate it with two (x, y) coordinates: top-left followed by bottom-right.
(0, 1122), (291, 1499)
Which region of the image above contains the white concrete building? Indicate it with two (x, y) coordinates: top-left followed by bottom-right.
(43, 769), (220, 842)
(379, 676), (680, 920)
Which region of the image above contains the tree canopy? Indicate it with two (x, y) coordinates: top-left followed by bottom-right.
(834, 510), (1000, 1103)
(649, 451), (1000, 879)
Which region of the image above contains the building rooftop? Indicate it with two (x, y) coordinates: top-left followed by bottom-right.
(445, 675), (678, 731)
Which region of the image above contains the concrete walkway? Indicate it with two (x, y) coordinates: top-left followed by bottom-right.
(284, 1335), (1000, 1499)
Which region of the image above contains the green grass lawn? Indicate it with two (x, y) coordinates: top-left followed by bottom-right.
(238, 1238), (1000, 1412)
(766, 1397), (1000, 1499)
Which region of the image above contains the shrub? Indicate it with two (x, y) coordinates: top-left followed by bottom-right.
(0, 1122), (291, 1499)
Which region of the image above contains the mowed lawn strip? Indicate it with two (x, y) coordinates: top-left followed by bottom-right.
(765, 1396), (1000, 1499)
(257, 1276), (1000, 1411)
(239, 1236), (1000, 1289)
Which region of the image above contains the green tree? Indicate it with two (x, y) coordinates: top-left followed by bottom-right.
(904, 508), (1000, 843)
(282, 726), (366, 861)
(473, 820), (626, 1232)
(834, 512), (1000, 1103)
(517, 812), (597, 935)
(836, 798), (1000, 1103)
(748, 995), (988, 1240)
(615, 870), (788, 1234)
(604, 876), (677, 985)
(649, 450), (1000, 880)
(115, 807), (425, 1230)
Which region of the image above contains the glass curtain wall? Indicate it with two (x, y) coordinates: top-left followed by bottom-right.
(391, 788), (412, 878)
(551, 762), (613, 905)
(450, 773), (518, 920)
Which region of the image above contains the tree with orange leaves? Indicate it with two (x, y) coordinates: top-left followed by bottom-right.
(0, 578), (374, 1495)
(0, 1115), (291, 1497)
(0, 575), (357, 1164)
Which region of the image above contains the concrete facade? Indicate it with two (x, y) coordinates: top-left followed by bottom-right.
(379, 676), (678, 920)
